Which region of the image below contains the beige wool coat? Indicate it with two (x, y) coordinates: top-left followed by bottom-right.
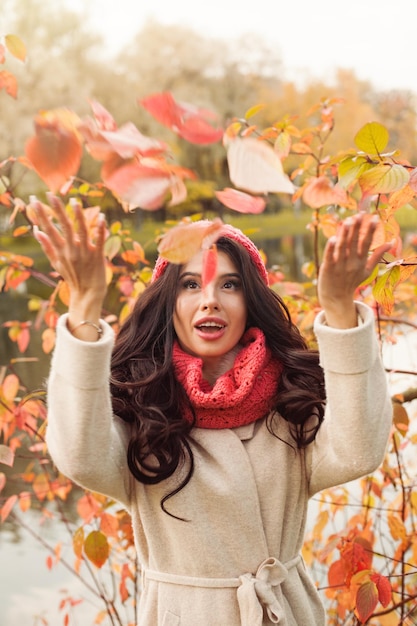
(45, 302), (393, 626)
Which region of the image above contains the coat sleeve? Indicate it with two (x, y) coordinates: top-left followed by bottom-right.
(45, 314), (132, 509)
(307, 302), (393, 497)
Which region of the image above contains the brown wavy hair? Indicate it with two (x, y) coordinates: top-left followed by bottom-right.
(110, 237), (325, 514)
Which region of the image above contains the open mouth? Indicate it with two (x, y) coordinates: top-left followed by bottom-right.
(195, 322), (225, 333)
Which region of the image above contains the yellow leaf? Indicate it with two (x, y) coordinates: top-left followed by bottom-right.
(244, 104), (265, 119)
(84, 530), (109, 568)
(5, 34), (26, 62)
(358, 163), (409, 195)
(354, 122), (389, 154)
(387, 512), (406, 541)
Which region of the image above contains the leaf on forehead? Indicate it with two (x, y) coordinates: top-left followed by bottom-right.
(202, 246), (218, 289)
(157, 218), (224, 264)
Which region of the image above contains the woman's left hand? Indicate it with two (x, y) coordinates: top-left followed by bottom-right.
(318, 213), (392, 328)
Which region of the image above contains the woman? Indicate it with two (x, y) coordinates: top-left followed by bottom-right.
(34, 195), (392, 626)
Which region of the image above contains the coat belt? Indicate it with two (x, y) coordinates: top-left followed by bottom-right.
(143, 554), (301, 625)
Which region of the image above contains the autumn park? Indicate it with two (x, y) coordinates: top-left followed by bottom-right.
(1, 1), (417, 624)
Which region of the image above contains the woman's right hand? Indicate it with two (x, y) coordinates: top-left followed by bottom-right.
(33, 193), (108, 340)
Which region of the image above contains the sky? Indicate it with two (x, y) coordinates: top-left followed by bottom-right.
(65, 0), (417, 93)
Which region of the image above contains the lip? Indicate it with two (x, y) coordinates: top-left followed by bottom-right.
(194, 316), (227, 340)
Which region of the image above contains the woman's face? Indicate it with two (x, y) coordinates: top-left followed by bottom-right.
(173, 250), (247, 369)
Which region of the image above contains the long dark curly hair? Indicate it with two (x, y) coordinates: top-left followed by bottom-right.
(110, 236), (326, 514)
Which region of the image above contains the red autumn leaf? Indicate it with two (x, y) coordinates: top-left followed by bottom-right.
(226, 137), (294, 194)
(25, 109), (83, 192)
(202, 246), (218, 289)
(355, 580), (378, 623)
(157, 218), (224, 264)
(84, 530), (110, 568)
(140, 91), (224, 144)
(371, 572), (392, 607)
(0, 70), (18, 98)
(215, 188), (266, 214)
(303, 176), (349, 209)
(328, 558), (347, 588)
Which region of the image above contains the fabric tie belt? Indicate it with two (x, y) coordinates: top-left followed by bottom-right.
(143, 554), (301, 625)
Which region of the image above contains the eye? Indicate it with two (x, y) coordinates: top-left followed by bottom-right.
(223, 278), (241, 290)
(182, 278), (200, 290)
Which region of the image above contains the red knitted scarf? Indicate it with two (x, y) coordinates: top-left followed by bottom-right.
(172, 327), (283, 429)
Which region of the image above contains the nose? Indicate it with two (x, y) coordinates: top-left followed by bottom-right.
(199, 283), (220, 311)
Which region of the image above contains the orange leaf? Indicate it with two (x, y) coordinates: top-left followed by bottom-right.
(25, 109), (83, 192)
(100, 512), (119, 538)
(77, 493), (101, 523)
(387, 512), (407, 541)
(84, 530), (109, 568)
(0, 70), (18, 98)
(215, 188), (266, 214)
(1, 494), (18, 522)
(157, 219), (224, 264)
(303, 176), (348, 209)
(73, 527), (85, 559)
(42, 327), (56, 354)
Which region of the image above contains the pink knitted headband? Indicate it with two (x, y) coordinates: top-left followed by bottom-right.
(151, 222), (269, 285)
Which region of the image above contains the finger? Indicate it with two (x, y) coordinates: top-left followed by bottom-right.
(366, 241), (393, 271)
(46, 193), (76, 244)
(95, 213), (107, 250)
(69, 198), (89, 243)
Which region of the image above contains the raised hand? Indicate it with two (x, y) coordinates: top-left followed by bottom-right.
(318, 213), (392, 328)
(33, 193), (108, 340)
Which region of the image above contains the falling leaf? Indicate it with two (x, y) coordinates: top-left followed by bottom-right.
(202, 246), (218, 289)
(227, 137), (294, 194)
(140, 92), (223, 145)
(5, 34), (26, 62)
(157, 219), (224, 264)
(215, 188), (266, 214)
(25, 109), (83, 191)
(0, 70), (18, 98)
